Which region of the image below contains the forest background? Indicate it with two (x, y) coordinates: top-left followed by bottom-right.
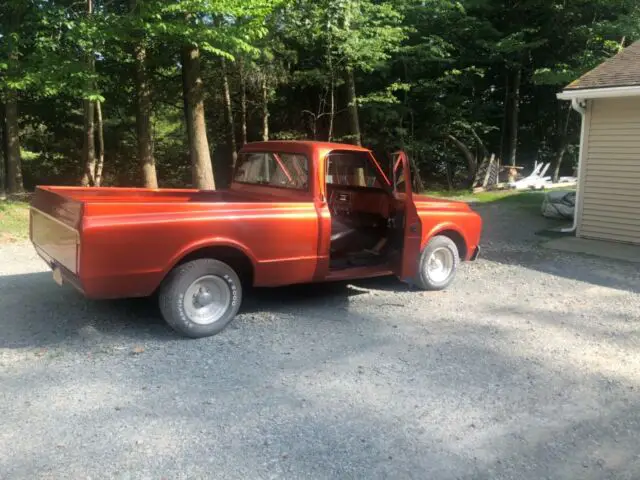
(1, 0), (639, 194)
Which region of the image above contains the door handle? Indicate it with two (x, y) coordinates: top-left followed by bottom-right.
(409, 223), (418, 233)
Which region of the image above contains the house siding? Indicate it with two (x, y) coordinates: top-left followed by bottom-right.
(577, 97), (640, 245)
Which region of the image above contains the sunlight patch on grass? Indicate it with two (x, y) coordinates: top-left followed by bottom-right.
(0, 201), (30, 243)
(425, 189), (537, 201)
(423, 189), (552, 211)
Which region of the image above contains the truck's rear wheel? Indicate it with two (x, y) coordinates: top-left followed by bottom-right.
(414, 235), (460, 291)
(159, 258), (242, 338)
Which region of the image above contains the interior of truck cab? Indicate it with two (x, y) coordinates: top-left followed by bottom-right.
(232, 147), (410, 272)
(326, 150), (404, 270)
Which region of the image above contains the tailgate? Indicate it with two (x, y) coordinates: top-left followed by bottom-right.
(30, 187), (83, 274)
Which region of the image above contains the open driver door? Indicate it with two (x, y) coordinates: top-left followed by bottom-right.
(391, 151), (422, 283)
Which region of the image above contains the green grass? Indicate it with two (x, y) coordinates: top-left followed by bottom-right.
(424, 188), (556, 206)
(422, 188), (566, 216)
(0, 200), (30, 242)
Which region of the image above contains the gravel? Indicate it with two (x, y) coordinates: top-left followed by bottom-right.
(1, 202), (639, 479)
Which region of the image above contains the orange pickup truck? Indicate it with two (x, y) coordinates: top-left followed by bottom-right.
(29, 140), (482, 338)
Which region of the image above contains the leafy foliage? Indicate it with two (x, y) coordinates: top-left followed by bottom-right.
(1, 0), (639, 189)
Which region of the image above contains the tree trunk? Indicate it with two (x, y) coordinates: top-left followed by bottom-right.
(5, 5), (23, 194)
(222, 58), (237, 170)
(5, 90), (23, 194)
(80, 0), (95, 186)
(304, 109), (318, 139)
(447, 134), (477, 188)
(181, 44), (215, 189)
(134, 38), (158, 188)
(445, 160), (453, 191)
(80, 98), (96, 186)
(327, 32), (335, 142)
(470, 127), (489, 161)
(508, 66), (521, 166)
(553, 104), (572, 183)
(328, 79), (335, 142)
(408, 155), (425, 193)
(261, 76), (269, 141)
(399, 58), (412, 152)
(500, 70), (510, 163)
(94, 101), (105, 186)
(239, 59), (247, 146)
(345, 66), (361, 146)
(0, 102), (6, 198)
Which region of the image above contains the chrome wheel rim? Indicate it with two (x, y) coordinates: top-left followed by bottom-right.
(183, 275), (231, 325)
(426, 247), (454, 283)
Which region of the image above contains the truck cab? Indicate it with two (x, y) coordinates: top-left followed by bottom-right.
(234, 141), (424, 283)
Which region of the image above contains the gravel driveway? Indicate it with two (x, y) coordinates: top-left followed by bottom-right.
(1, 201), (639, 479)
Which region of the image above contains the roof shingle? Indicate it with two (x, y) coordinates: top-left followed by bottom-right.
(565, 41), (640, 91)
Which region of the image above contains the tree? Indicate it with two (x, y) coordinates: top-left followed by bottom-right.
(238, 13), (292, 143)
(2, 0), (639, 194)
(528, 0), (640, 180)
(0, 104), (5, 198)
(128, 0), (159, 188)
(157, 1), (280, 188)
(238, 58), (248, 145)
(1, 1), (27, 194)
(181, 42), (215, 189)
(80, 0), (94, 186)
(221, 58), (237, 170)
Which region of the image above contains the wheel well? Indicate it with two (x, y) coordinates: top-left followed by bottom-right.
(177, 246), (254, 287)
(433, 230), (467, 260)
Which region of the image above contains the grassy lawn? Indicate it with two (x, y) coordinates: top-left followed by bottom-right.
(423, 188), (564, 210)
(0, 200), (30, 243)
(425, 188), (537, 202)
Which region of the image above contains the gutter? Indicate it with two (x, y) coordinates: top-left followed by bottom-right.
(559, 97), (586, 233)
(557, 85), (640, 100)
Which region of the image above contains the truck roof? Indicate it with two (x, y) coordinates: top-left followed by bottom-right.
(240, 140), (372, 155)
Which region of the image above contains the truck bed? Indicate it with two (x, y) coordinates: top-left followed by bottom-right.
(30, 186), (321, 298)
(30, 187), (230, 275)
(35, 185), (241, 203)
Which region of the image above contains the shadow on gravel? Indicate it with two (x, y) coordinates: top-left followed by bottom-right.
(480, 249), (640, 294)
(489, 304), (640, 349)
(241, 282), (365, 313)
(242, 275), (409, 313)
(353, 275), (413, 292)
(473, 203), (640, 294)
(0, 270), (409, 348)
(4, 302), (639, 480)
(0, 271), (176, 348)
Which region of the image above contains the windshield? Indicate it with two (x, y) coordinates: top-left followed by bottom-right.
(326, 151), (385, 188)
(234, 152), (309, 190)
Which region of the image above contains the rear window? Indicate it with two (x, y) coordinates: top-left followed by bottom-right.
(234, 152), (309, 190)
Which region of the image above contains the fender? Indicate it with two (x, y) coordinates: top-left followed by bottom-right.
(420, 221), (470, 253)
(163, 237), (258, 277)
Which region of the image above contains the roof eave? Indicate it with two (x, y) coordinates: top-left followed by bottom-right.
(557, 85), (640, 100)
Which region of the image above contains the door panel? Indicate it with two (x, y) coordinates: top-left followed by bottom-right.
(391, 151), (422, 282)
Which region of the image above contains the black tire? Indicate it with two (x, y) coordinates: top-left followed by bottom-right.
(414, 235), (460, 291)
(159, 258), (242, 338)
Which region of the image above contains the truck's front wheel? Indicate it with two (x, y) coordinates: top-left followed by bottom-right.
(159, 259), (242, 338)
(414, 235), (460, 291)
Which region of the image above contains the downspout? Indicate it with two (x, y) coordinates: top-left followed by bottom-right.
(560, 97), (586, 233)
